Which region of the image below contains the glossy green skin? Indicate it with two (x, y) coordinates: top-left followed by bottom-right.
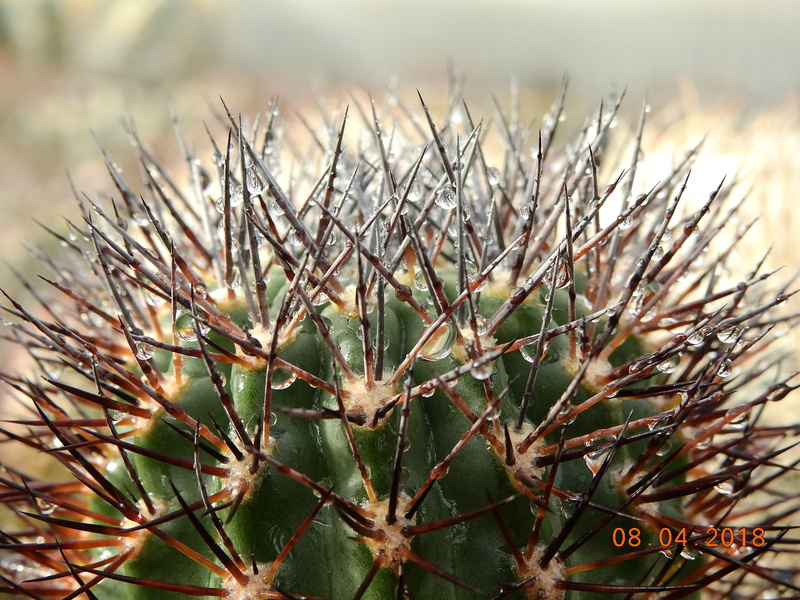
(98, 278), (696, 600)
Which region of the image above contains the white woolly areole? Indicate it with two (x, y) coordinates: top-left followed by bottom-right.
(343, 377), (399, 429)
(224, 561), (275, 600)
(504, 421), (546, 493)
(361, 494), (416, 571)
(562, 354), (614, 396)
(517, 546), (566, 600)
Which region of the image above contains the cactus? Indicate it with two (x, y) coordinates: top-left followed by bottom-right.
(0, 85), (798, 600)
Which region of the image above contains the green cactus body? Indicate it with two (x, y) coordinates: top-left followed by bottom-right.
(104, 271), (662, 600)
(1, 88), (797, 600)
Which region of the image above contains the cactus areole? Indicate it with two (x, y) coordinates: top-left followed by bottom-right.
(0, 87), (797, 600)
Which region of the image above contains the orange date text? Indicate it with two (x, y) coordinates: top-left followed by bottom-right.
(611, 527), (766, 548)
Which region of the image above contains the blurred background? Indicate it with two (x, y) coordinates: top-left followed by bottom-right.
(0, 0), (798, 357)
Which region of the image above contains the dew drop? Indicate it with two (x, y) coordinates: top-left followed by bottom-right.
(628, 360), (646, 374)
(520, 340), (546, 364)
(470, 360), (494, 381)
(659, 547), (675, 559)
(419, 324), (456, 361)
(619, 215), (634, 230)
(413, 271), (429, 292)
(640, 307), (658, 323)
(487, 167), (502, 185)
(714, 479), (737, 496)
(726, 407), (750, 429)
(246, 165), (269, 195)
(268, 199), (285, 216)
(131, 212), (150, 227)
(174, 312), (198, 342)
(435, 184), (457, 210)
(716, 325), (739, 344)
(287, 228), (302, 246)
(656, 359), (676, 374)
(549, 259), (571, 289)
(716, 359), (733, 378)
(270, 368), (297, 390)
(520, 204), (532, 221)
(695, 436), (712, 450)
(231, 185), (245, 208)
(583, 444), (610, 475)
(680, 546), (698, 561)
(686, 331), (705, 346)
(406, 181), (424, 203)
(135, 341), (156, 361)
(311, 290), (329, 306)
(474, 314), (488, 336)
(35, 498), (56, 516)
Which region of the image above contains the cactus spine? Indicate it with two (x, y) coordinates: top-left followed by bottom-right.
(0, 86), (797, 599)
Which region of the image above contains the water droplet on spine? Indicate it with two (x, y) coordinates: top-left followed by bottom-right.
(657, 359), (676, 374)
(520, 341), (537, 363)
(135, 341), (156, 361)
(271, 368), (297, 390)
(470, 359), (494, 381)
(419, 324), (456, 361)
(687, 331), (705, 346)
(287, 228), (302, 246)
(435, 184), (457, 210)
(714, 479), (737, 496)
(174, 312), (198, 342)
(717, 359), (733, 378)
(231, 185), (244, 208)
(35, 498), (56, 515)
(246, 164), (269, 195)
(726, 407), (749, 429)
(583, 444), (609, 475)
(269, 199), (284, 215)
(413, 271), (429, 292)
(716, 326), (739, 343)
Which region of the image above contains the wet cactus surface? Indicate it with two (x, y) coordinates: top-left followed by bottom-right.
(0, 86), (798, 599)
